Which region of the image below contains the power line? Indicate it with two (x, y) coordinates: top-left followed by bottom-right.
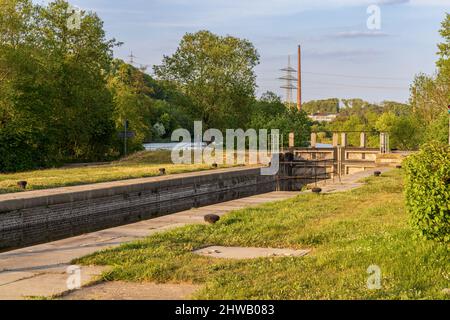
(304, 86), (406, 91)
(279, 55), (297, 108)
(302, 71), (410, 81)
(261, 78), (408, 90)
(304, 80), (408, 90)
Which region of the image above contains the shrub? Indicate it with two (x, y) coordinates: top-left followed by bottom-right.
(404, 142), (450, 242)
(0, 128), (48, 173)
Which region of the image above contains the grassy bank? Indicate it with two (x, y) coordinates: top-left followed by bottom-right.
(0, 150), (239, 194)
(76, 170), (449, 300)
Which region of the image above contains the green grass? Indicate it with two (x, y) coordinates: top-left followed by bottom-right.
(0, 150), (239, 194)
(75, 170), (449, 300)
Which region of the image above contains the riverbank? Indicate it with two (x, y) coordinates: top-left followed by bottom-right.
(76, 169), (449, 300)
(0, 151), (239, 194)
(0, 167), (389, 299)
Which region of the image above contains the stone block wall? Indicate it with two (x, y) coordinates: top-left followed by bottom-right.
(0, 167), (276, 251)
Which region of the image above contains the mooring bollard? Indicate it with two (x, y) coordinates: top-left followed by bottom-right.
(312, 187), (322, 194)
(204, 214), (220, 224)
(159, 168), (166, 175)
(284, 152), (294, 162)
(17, 181), (27, 190)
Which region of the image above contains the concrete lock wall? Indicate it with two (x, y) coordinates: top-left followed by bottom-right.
(0, 167), (276, 252)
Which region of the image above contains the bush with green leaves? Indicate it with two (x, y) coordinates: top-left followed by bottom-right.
(404, 142), (450, 242)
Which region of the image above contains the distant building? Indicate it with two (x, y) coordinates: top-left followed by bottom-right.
(308, 113), (338, 123)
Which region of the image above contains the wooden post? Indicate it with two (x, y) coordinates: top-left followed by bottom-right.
(341, 133), (348, 147)
(336, 146), (345, 180)
(289, 132), (295, 148)
(310, 132), (317, 148)
(332, 133), (339, 147)
(360, 132), (367, 148)
(386, 133), (390, 153)
(380, 132), (389, 153)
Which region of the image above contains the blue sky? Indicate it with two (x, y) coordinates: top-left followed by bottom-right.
(39, 0), (449, 103)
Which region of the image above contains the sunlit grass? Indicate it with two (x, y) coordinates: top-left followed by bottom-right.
(0, 150), (243, 194)
(76, 170), (450, 300)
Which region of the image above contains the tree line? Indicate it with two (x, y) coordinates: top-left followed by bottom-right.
(0, 0), (448, 173)
(0, 0), (312, 172)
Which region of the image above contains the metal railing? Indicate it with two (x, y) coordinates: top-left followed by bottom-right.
(277, 158), (340, 190)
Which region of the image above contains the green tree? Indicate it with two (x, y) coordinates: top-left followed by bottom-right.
(248, 92), (312, 147)
(148, 81), (198, 136)
(422, 113), (449, 145)
(302, 98), (339, 114)
(0, 0), (49, 171)
(375, 112), (422, 150)
(410, 73), (447, 125)
(153, 30), (259, 130)
(251, 91), (286, 117)
(0, 0), (118, 171)
(39, 0), (118, 161)
(380, 101), (412, 116)
(409, 14), (449, 145)
(108, 60), (154, 153)
(404, 142), (450, 243)
(327, 114), (369, 147)
(437, 13), (450, 81)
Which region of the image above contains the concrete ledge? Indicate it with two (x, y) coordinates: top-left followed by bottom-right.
(0, 166), (261, 213)
(0, 166), (276, 251)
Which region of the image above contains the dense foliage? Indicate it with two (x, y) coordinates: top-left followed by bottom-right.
(1, 1), (448, 172)
(0, 1), (312, 172)
(0, 0), (117, 170)
(0, 0), (309, 172)
(404, 143), (450, 243)
(302, 98), (339, 114)
(400, 14), (449, 147)
(250, 92), (312, 147)
(312, 99), (416, 149)
(153, 30), (260, 131)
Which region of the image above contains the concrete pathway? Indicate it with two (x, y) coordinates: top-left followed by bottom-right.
(193, 246), (311, 259)
(0, 167), (390, 300)
(306, 167), (392, 193)
(61, 282), (201, 300)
